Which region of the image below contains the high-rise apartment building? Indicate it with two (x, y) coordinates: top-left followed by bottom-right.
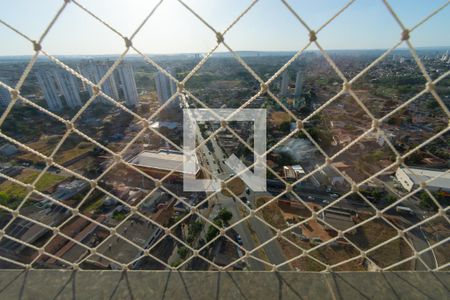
(155, 69), (179, 108)
(280, 71), (289, 97)
(78, 61), (119, 101)
(36, 71), (63, 111)
(294, 70), (303, 97)
(54, 70), (82, 108)
(36, 69), (83, 111)
(78, 61), (139, 107)
(116, 63), (139, 107)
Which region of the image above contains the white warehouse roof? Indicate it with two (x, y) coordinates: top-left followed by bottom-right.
(129, 150), (199, 175)
(400, 167), (450, 190)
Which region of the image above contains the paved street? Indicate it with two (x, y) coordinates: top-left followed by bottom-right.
(208, 134), (290, 270)
(188, 113), (265, 270)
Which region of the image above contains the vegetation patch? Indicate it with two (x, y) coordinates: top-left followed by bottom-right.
(0, 168), (67, 207)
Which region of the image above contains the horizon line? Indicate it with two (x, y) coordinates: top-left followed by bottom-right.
(0, 46), (449, 59)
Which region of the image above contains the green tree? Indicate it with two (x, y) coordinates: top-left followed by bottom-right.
(206, 219), (223, 242)
(217, 208), (233, 223)
(419, 192), (437, 211)
(0, 192), (10, 206)
(189, 221), (204, 236)
(177, 246), (189, 259)
(279, 121), (291, 133)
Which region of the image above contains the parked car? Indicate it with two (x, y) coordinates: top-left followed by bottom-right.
(236, 235), (243, 245)
(396, 206), (415, 216)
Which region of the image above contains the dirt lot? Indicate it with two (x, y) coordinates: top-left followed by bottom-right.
(269, 111), (292, 127)
(256, 196), (365, 271)
(222, 177), (245, 197)
(346, 213), (413, 270)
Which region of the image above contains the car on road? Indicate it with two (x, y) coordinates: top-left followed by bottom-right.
(240, 196), (251, 206)
(330, 193), (340, 199)
(322, 199), (330, 205)
(307, 195), (314, 201)
(396, 206), (415, 216)
(236, 235), (243, 245)
(245, 187), (250, 195)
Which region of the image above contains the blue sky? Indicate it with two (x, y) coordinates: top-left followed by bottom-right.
(0, 0), (449, 55)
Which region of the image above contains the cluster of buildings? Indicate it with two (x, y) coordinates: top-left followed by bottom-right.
(277, 70), (305, 110)
(0, 61), (181, 112)
(279, 70), (303, 98)
(36, 69), (82, 111)
(35, 61), (139, 111)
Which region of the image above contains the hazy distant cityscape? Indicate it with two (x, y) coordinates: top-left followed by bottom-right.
(0, 47), (449, 271)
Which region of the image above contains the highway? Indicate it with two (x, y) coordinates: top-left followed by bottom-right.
(182, 104), (267, 270)
(199, 136), (265, 270)
(208, 132), (290, 270)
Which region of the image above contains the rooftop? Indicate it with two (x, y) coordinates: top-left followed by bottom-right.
(400, 167), (450, 190)
(129, 150), (199, 175)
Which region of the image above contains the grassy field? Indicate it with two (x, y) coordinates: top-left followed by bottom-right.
(19, 135), (94, 165)
(0, 168), (68, 201)
(19, 135), (57, 158)
(82, 197), (104, 216)
(56, 142), (93, 163)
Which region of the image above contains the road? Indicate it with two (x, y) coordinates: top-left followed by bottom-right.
(407, 227), (436, 270)
(377, 179), (438, 270)
(183, 105), (268, 270)
(208, 133), (290, 270)
(201, 143), (265, 270)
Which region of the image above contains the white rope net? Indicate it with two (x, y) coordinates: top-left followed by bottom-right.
(0, 0), (448, 271)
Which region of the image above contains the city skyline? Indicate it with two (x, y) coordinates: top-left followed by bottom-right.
(0, 0), (449, 56)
